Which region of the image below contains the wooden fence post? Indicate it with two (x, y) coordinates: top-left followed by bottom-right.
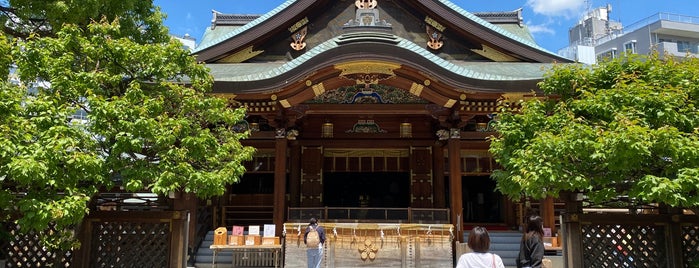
(661, 206), (685, 268)
(562, 192), (583, 268)
(169, 211), (188, 268)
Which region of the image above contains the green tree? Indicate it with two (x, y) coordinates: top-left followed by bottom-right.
(490, 53), (699, 208)
(0, 1), (254, 249)
(1, 0), (168, 42)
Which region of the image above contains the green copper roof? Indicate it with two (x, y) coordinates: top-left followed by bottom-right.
(194, 0), (557, 57)
(193, 0), (297, 53)
(437, 0), (557, 56)
(206, 32), (553, 82)
(497, 24), (536, 44)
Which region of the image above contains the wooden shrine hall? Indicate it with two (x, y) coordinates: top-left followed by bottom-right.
(191, 0), (571, 266)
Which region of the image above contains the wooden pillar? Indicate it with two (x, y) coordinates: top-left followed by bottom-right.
(662, 206), (684, 268)
(72, 220), (92, 268)
(542, 196), (556, 235)
(273, 133), (288, 236)
(289, 142), (301, 207)
(172, 192), (198, 252)
(504, 198), (516, 228)
(169, 211), (188, 268)
(448, 129), (464, 242)
(432, 143), (446, 208)
(562, 192), (583, 268)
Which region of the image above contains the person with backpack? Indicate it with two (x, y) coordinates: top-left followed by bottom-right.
(304, 217), (326, 268)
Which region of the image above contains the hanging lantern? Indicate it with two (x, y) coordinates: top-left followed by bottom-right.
(400, 122), (412, 138)
(322, 122), (334, 138)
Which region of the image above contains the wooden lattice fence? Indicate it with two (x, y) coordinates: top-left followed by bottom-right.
(581, 223), (667, 267)
(1, 210), (188, 268)
(0, 223), (72, 267)
(72, 211), (188, 268)
(561, 201), (699, 268)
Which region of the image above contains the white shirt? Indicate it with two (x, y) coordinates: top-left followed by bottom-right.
(455, 252), (506, 268)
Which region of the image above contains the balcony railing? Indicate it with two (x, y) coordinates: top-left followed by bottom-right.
(287, 207), (450, 224)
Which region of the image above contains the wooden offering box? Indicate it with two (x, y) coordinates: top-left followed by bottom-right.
(229, 235), (245, 246)
(245, 235), (261, 245)
(262, 236), (280, 245)
(213, 227), (228, 245)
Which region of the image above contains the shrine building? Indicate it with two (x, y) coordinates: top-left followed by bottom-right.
(192, 0), (570, 265)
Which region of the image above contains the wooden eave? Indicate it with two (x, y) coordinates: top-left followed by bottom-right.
(211, 40), (541, 100)
(195, 0), (571, 63)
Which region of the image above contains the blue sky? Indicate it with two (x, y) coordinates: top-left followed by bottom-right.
(156, 0), (699, 53)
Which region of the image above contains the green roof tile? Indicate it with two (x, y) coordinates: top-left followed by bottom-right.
(193, 0), (297, 53)
(438, 0), (558, 56)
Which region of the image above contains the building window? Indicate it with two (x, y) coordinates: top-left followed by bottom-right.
(596, 48), (618, 62)
(624, 40), (637, 54)
(677, 41), (691, 52)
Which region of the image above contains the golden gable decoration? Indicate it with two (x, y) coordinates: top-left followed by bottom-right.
(355, 0), (378, 9)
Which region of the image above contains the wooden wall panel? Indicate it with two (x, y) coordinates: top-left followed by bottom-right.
(410, 147), (433, 208)
(301, 146), (323, 207)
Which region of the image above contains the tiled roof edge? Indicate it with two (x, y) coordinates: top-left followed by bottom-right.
(193, 0), (297, 53)
(437, 0), (559, 57)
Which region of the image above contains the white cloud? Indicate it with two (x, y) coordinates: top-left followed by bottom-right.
(526, 0), (586, 18)
(527, 24), (555, 35)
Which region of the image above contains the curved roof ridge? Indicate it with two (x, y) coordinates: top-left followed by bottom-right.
(437, 0), (558, 57)
(215, 33), (547, 82)
(193, 0), (297, 53)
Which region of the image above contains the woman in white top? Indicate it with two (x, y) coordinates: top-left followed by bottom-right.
(456, 226), (506, 268)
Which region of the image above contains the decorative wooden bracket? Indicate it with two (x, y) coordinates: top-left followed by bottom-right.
(290, 26), (307, 51)
(426, 25), (443, 50)
(355, 0), (378, 9)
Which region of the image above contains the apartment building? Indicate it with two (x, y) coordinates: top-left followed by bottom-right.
(559, 6), (699, 64)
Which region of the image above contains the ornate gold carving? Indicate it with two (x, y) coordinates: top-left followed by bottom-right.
(312, 83), (325, 96)
(358, 239), (379, 261)
(335, 61), (400, 76)
(471, 44), (518, 62)
(409, 82), (424, 96)
(423, 80), (431, 86)
(290, 26), (308, 51)
(305, 80), (313, 86)
(444, 99), (456, 108)
(334, 61), (400, 86)
(279, 99), (291, 108)
(288, 17), (309, 33)
(501, 93), (526, 103)
(459, 94), (467, 101)
(426, 25), (444, 50)
(271, 94), (278, 101)
(424, 16), (446, 32)
(218, 45), (264, 63)
(355, 0), (378, 9)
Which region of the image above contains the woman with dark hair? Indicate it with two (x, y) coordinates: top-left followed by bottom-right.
(456, 226), (505, 268)
(516, 215), (545, 268)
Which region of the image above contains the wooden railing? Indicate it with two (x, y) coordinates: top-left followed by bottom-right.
(287, 207), (450, 223)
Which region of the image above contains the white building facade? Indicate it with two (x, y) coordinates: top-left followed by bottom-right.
(559, 10), (699, 64)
